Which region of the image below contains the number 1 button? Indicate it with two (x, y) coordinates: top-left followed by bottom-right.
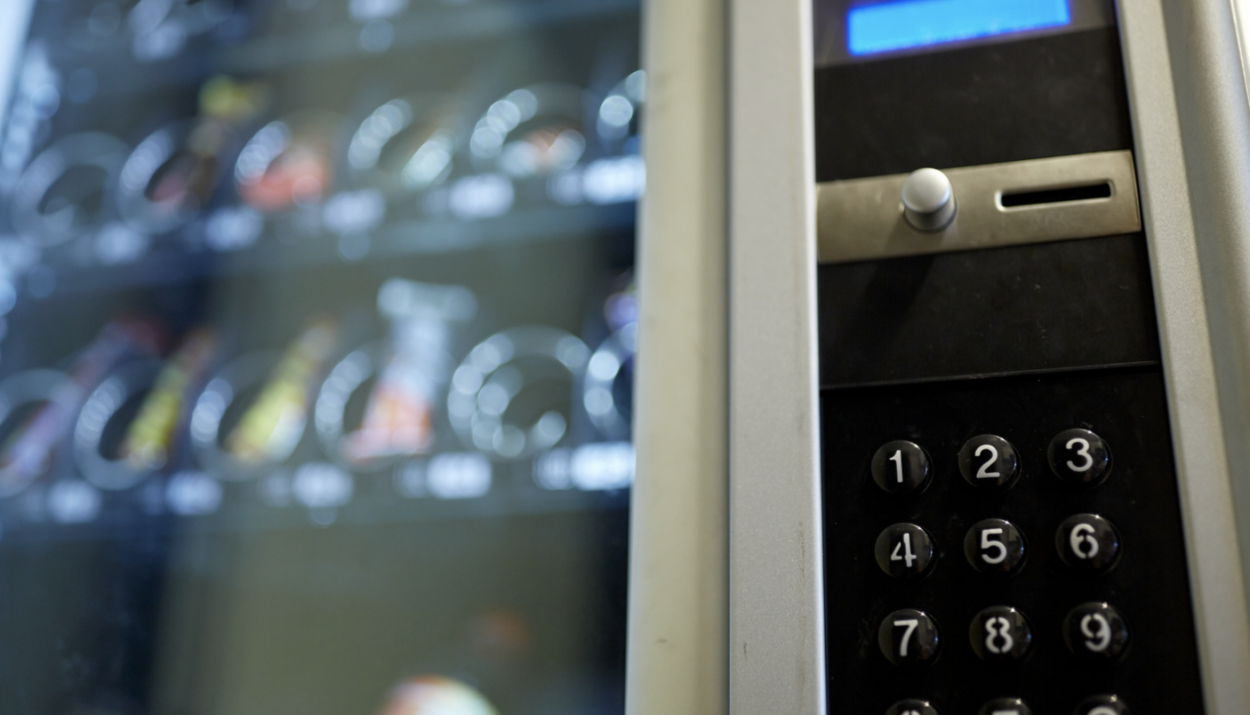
(958, 435), (1020, 490)
(875, 523), (936, 579)
(878, 608), (941, 666)
(871, 441), (932, 495)
(964, 518), (1027, 576)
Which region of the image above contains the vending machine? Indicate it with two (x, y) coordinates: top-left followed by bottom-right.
(0, 1), (641, 713)
(729, 0), (1250, 714)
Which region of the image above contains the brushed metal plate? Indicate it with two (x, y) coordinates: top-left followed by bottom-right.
(817, 150), (1141, 264)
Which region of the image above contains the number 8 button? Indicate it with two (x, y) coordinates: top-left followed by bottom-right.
(970, 606), (1033, 662)
(964, 518), (1027, 576)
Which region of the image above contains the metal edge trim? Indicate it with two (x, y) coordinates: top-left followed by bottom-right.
(1119, 1), (1250, 712)
(730, 0), (826, 712)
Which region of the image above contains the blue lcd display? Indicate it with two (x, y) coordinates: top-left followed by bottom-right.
(848, 0), (1072, 56)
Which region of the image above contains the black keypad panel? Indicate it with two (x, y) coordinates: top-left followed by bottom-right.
(822, 369), (1203, 714)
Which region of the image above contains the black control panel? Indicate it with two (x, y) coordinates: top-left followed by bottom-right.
(814, 5), (1206, 714)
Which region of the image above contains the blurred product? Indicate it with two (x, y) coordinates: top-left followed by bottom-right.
(347, 96), (462, 197)
(376, 675), (499, 715)
(117, 77), (266, 233)
(0, 320), (160, 497)
(469, 84), (590, 179)
(119, 329), (218, 471)
(11, 133), (130, 247)
(224, 319), (338, 467)
(321, 279), (475, 468)
(235, 114), (340, 212)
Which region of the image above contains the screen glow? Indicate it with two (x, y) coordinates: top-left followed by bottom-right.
(848, 0), (1072, 56)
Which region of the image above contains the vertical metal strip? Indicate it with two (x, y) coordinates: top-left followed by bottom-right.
(729, 0), (825, 712)
(625, 0), (729, 712)
(0, 1), (34, 133)
(1119, 1), (1250, 712)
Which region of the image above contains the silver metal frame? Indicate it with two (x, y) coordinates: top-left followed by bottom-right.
(1120, 0), (1250, 711)
(729, 0), (825, 713)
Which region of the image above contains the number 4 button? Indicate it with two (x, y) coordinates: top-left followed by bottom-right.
(875, 523), (937, 579)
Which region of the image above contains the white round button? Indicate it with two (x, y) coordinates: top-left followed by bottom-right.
(901, 167), (956, 232)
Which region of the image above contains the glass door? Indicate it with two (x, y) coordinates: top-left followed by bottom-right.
(0, 1), (640, 713)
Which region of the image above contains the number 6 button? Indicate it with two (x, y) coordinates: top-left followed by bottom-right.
(958, 435), (1020, 490)
(1056, 514), (1121, 572)
(1049, 428), (1113, 487)
(1063, 602), (1130, 661)
(964, 518), (1027, 575)
(878, 608), (941, 665)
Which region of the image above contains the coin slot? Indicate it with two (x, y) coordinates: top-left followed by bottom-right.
(999, 182), (1112, 208)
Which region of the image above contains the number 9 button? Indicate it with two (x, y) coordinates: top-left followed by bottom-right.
(1049, 428), (1113, 487)
(964, 518), (1027, 576)
(1063, 602), (1130, 661)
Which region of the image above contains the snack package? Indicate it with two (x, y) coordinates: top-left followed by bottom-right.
(119, 328), (218, 472)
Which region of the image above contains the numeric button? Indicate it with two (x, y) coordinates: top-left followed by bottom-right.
(878, 608), (941, 666)
(1049, 428), (1113, 487)
(1056, 514), (1121, 572)
(1063, 602), (1130, 661)
(959, 435), (1020, 490)
(970, 606), (1033, 662)
(872, 441), (932, 495)
(978, 698), (1031, 715)
(964, 518), (1027, 576)
(1076, 695), (1130, 715)
(875, 523), (937, 579)
(885, 700), (938, 715)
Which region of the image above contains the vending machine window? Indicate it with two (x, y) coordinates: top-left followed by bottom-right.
(0, 1), (639, 713)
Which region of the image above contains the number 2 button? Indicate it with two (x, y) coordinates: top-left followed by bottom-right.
(959, 435), (1020, 490)
(964, 519), (1027, 576)
(878, 608), (941, 665)
(875, 523), (937, 579)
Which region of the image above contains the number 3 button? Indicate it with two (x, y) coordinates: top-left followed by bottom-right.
(878, 608), (941, 666)
(964, 518), (1027, 576)
(1049, 428), (1113, 487)
(959, 435), (1020, 490)
(1063, 602), (1130, 661)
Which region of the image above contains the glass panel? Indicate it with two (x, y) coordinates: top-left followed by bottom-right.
(0, 1), (639, 713)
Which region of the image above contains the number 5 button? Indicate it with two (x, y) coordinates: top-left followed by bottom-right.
(878, 608), (941, 665)
(1049, 428), (1113, 487)
(958, 435), (1020, 490)
(1056, 514), (1121, 572)
(1063, 602), (1130, 661)
(964, 518), (1027, 576)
